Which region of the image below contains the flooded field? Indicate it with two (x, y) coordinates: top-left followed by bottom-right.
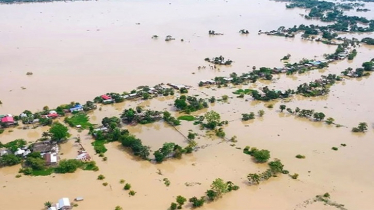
(1, 0), (374, 210)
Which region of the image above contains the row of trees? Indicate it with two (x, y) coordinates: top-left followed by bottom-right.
(171, 178), (239, 209)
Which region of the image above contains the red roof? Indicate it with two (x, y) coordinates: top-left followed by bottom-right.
(47, 113), (59, 118)
(1, 116), (14, 123)
(101, 95), (111, 100)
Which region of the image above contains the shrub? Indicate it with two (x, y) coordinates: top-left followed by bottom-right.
(189, 196), (205, 207)
(253, 150), (270, 163)
(341, 144), (346, 147)
(124, 183), (131, 190)
(291, 173), (299, 179)
(332, 147), (338, 151)
(115, 206), (123, 210)
(170, 202), (177, 210)
(222, 95), (228, 101)
(163, 178), (170, 187)
(120, 179), (125, 184)
(295, 154), (305, 159)
(102, 182), (108, 186)
(129, 190), (136, 196)
(55, 159), (83, 173)
(258, 110), (265, 117)
(97, 174), (105, 180)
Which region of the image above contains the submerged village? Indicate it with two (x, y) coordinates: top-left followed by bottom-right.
(1, 0), (374, 209)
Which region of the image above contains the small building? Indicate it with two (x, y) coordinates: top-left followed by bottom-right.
(47, 113), (59, 118)
(223, 77), (233, 82)
(1, 116), (15, 125)
(102, 99), (114, 104)
(44, 153), (58, 165)
(199, 80), (215, 85)
(48, 207), (57, 210)
(309, 61), (322, 66)
(57, 198), (71, 210)
(69, 104), (83, 113)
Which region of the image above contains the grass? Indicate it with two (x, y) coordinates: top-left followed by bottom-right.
(177, 115), (195, 121)
(64, 113), (93, 129)
(31, 168), (54, 176)
(233, 89), (254, 95)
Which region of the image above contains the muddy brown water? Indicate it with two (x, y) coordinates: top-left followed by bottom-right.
(1, 0), (374, 209)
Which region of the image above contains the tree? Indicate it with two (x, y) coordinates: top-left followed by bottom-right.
(55, 159), (82, 173)
(154, 151), (165, 163)
(253, 150), (270, 163)
(326, 117), (335, 125)
(210, 178), (228, 199)
(44, 201), (52, 208)
(204, 111), (221, 129)
(206, 190), (217, 201)
(268, 160), (284, 173)
(188, 132), (196, 140)
(189, 196), (205, 208)
(258, 110), (265, 117)
(0, 154), (21, 166)
(313, 112), (325, 121)
(247, 173), (260, 185)
(25, 156), (45, 170)
(49, 122), (69, 142)
(170, 203), (177, 210)
(280, 105), (286, 112)
(176, 195), (187, 208)
(142, 92), (150, 100)
(115, 206), (123, 210)
(362, 62), (373, 71)
(358, 122), (368, 132)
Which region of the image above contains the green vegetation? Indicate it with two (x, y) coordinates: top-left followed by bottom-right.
(242, 112), (255, 121)
(174, 95), (208, 113)
(115, 206), (123, 210)
(352, 122), (368, 133)
(176, 195), (187, 209)
(233, 89), (254, 95)
(121, 108), (161, 124)
(296, 154), (306, 159)
(163, 178), (170, 187)
(332, 147), (338, 151)
(247, 160), (285, 185)
(124, 183), (131, 190)
(258, 110), (265, 117)
(64, 113), (92, 129)
(253, 150), (271, 163)
(49, 122), (70, 142)
(1, 139), (26, 153)
(177, 115), (195, 121)
(129, 190), (136, 196)
(163, 111), (181, 126)
(97, 174), (105, 180)
(189, 196), (205, 208)
(154, 142), (186, 163)
(291, 173), (299, 179)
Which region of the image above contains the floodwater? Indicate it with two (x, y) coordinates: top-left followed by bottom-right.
(1, 0), (374, 210)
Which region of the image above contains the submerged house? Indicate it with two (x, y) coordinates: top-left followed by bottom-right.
(32, 141), (58, 154)
(1, 115), (15, 125)
(69, 104), (83, 113)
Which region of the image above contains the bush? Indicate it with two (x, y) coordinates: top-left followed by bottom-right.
(129, 190), (136, 196)
(258, 110), (265, 117)
(332, 147), (338, 151)
(189, 196), (205, 207)
(124, 183), (131, 190)
(295, 154), (305, 159)
(55, 159), (83, 173)
(253, 150), (270, 163)
(97, 174), (105, 180)
(170, 202), (177, 210)
(291, 173), (299, 179)
(120, 179), (125, 184)
(0, 154), (22, 166)
(102, 182), (108, 186)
